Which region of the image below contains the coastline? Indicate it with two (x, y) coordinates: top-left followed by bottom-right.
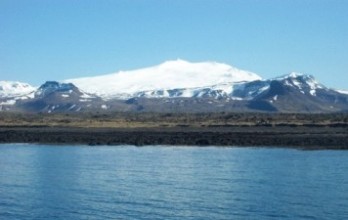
(1, 125), (347, 149)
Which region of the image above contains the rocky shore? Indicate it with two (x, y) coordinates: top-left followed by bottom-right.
(1, 125), (347, 149)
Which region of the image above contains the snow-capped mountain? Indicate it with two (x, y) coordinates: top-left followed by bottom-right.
(245, 73), (348, 112)
(232, 72), (325, 99)
(120, 72), (348, 113)
(15, 81), (102, 112)
(0, 81), (36, 106)
(1, 60), (348, 113)
(34, 81), (95, 100)
(63, 60), (332, 103)
(65, 59), (261, 99)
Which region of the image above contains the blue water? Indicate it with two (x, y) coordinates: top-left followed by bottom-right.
(0, 145), (348, 219)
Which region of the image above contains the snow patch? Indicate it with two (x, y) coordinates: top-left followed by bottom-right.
(79, 99), (91, 102)
(274, 72), (307, 81)
(68, 104), (76, 110)
(230, 97), (243, 101)
(80, 93), (93, 98)
(292, 79), (302, 90)
(257, 85), (270, 94)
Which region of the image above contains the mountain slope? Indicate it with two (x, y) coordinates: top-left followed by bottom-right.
(117, 73), (348, 113)
(65, 59), (261, 99)
(16, 81), (103, 113)
(247, 73), (348, 112)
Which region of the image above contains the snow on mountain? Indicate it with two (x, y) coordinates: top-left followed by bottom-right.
(35, 81), (79, 98)
(35, 81), (97, 101)
(337, 90), (348, 95)
(272, 72), (325, 96)
(64, 60), (330, 101)
(16, 81), (103, 113)
(133, 72), (326, 100)
(65, 59), (262, 99)
(224, 72), (327, 101)
(134, 82), (237, 99)
(1, 67), (347, 113)
(231, 80), (270, 100)
(0, 81), (36, 106)
(0, 81), (36, 98)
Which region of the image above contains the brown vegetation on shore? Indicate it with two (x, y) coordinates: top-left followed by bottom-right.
(1, 112), (348, 128)
(0, 112), (347, 149)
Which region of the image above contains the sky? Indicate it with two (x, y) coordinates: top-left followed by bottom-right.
(0, 0), (347, 89)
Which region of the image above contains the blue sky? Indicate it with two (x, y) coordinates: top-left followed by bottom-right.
(1, 0), (347, 89)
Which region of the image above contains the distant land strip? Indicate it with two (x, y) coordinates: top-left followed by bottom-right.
(1, 126), (347, 149)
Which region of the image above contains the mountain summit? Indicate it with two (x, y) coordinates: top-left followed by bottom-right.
(65, 60), (262, 99)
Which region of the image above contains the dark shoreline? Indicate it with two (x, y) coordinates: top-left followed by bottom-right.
(1, 126), (347, 149)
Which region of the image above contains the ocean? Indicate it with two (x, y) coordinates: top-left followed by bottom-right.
(0, 144), (347, 219)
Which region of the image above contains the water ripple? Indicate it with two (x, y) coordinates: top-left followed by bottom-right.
(0, 145), (348, 219)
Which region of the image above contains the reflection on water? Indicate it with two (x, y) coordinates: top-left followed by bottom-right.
(0, 145), (348, 219)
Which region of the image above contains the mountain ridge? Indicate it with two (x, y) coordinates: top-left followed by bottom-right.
(1, 60), (347, 113)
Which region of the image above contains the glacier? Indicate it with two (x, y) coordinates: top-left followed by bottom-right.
(65, 59), (262, 100)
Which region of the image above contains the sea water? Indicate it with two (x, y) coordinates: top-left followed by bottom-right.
(0, 144), (347, 219)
